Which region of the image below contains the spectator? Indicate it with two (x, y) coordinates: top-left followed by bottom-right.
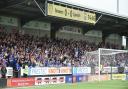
(1, 65), (7, 78)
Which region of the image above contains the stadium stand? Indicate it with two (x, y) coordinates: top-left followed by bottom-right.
(0, 0), (128, 88)
(0, 29), (127, 71)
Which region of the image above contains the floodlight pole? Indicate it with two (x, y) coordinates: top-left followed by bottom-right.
(98, 48), (101, 81)
(117, 0), (119, 13)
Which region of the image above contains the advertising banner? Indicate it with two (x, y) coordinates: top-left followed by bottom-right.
(82, 75), (88, 82)
(66, 76), (72, 83)
(6, 67), (13, 77)
(28, 67), (71, 76)
(35, 77), (50, 85)
(48, 67), (72, 75)
(35, 76), (65, 85)
(29, 67), (47, 76)
(95, 67), (119, 74)
(76, 75), (84, 82)
(126, 74), (128, 80)
(96, 67), (128, 74)
(101, 67), (118, 73)
(112, 74), (126, 80)
(73, 67), (91, 75)
(72, 75), (88, 83)
(53, 76), (65, 84)
(72, 76), (77, 83)
(125, 67), (128, 73)
(43, 77), (51, 84)
(7, 78), (35, 87)
(47, 3), (96, 24)
(88, 75), (110, 82)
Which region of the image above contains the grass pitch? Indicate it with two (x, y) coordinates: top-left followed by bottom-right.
(9, 80), (128, 89)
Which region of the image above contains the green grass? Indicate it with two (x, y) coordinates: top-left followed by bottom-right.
(16, 80), (128, 89)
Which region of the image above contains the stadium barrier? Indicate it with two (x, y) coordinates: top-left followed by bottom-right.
(0, 78), (7, 88)
(112, 74), (126, 80)
(7, 74), (128, 88)
(7, 76), (66, 87)
(2, 66), (128, 88)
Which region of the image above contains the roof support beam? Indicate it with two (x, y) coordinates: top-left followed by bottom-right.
(94, 14), (103, 25)
(0, 0), (26, 10)
(33, 0), (47, 16)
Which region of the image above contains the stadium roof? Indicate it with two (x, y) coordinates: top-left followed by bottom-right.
(0, 0), (128, 36)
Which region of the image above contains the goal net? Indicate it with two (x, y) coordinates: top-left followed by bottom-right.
(85, 48), (128, 81)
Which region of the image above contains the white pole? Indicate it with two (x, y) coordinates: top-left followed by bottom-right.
(117, 0), (119, 14)
(98, 48), (101, 81)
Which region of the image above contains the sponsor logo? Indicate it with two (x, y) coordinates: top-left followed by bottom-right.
(7, 78), (35, 87)
(59, 77), (64, 83)
(51, 77), (57, 83)
(35, 78), (42, 85)
(112, 74), (126, 80)
(44, 78), (50, 84)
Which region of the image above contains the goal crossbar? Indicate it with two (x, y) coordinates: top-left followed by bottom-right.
(86, 48), (128, 55)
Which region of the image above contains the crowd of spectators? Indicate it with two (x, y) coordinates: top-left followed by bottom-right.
(100, 53), (128, 67)
(0, 30), (127, 73)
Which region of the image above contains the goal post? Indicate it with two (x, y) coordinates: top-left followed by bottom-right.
(85, 48), (128, 81)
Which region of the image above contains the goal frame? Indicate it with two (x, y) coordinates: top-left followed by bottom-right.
(87, 48), (128, 81)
